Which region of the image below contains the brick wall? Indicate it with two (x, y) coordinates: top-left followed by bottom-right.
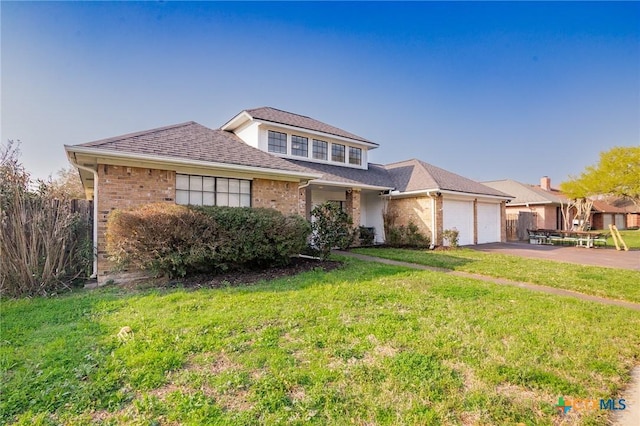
(97, 165), (176, 280)
(96, 171), (305, 281)
(388, 196), (435, 240)
(252, 178), (305, 216)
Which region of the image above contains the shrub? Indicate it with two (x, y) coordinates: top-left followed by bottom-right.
(106, 203), (311, 278)
(310, 202), (355, 260)
(358, 226), (375, 246)
(386, 221), (430, 248)
(442, 228), (460, 248)
(0, 141), (92, 297)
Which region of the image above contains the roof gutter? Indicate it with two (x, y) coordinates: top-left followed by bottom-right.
(389, 188), (512, 201)
(64, 145), (322, 181)
(66, 152), (98, 279)
(309, 179), (392, 192)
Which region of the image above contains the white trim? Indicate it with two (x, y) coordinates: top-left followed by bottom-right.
(255, 119), (378, 148)
(310, 179), (392, 191)
(220, 111), (252, 131)
(391, 188), (511, 201)
(64, 145), (322, 180)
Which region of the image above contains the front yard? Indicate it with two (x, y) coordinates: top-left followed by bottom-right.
(353, 247), (640, 303)
(2, 256), (640, 425)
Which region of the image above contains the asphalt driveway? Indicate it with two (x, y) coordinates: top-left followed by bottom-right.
(471, 242), (640, 271)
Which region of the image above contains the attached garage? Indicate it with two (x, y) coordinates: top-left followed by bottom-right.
(443, 199), (474, 246)
(477, 202), (501, 244)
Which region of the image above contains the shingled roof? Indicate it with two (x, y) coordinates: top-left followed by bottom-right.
(287, 159), (393, 189)
(386, 159), (509, 197)
(482, 179), (567, 205)
(72, 121), (312, 174)
(244, 107), (376, 145)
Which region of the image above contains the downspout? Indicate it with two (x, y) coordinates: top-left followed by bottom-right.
(298, 180), (312, 220)
(426, 190), (438, 249)
(298, 179), (311, 190)
(69, 157), (98, 279)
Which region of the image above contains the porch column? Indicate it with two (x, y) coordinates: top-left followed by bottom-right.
(346, 188), (361, 245)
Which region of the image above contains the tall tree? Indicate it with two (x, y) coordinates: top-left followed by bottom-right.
(561, 146), (640, 207)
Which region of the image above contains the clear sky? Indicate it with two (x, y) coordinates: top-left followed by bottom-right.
(2, 1), (639, 187)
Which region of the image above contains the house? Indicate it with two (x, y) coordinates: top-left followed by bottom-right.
(591, 200), (628, 230)
(65, 107), (511, 282)
(611, 198), (640, 229)
(483, 177), (570, 234)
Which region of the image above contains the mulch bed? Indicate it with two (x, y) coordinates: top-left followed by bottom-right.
(160, 257), (343, 290)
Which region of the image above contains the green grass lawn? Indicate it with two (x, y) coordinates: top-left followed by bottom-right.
(604, 229), (640, 249)
(2, 258), (640, 425)
(352, 247), (640, 304)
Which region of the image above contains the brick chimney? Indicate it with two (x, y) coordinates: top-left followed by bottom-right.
(540, 176), (551, 191)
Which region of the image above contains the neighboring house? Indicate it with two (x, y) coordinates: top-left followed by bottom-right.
(611, 198), (640, 229)
(483, 177), (569, 232)
(591, 200), (629, 230)
(65, 107), (511, 282)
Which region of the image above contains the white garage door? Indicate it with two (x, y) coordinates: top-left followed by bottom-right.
(477, 202), (501, 244)
(603, 214), (613, 229)
(615, 214), (626, 230)
(443, 199), (474, 246)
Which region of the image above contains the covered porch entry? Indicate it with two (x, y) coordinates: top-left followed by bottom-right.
(302, 184), (386, 244)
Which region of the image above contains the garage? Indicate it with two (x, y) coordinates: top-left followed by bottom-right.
(443, 199), (474, 246)
(477, 202), (501, 244)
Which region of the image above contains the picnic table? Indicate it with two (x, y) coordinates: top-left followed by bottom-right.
(527, 229), (607, 248)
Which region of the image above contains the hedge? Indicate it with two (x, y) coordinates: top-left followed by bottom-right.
(106, 203), (311, 278)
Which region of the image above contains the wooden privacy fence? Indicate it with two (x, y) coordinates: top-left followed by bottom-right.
(506, 211), (538, 241)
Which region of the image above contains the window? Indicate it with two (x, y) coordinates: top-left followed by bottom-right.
(349, 147), (362, 165)
(328, 200), (345, 211)
(312, 139), (328, 160)
(268, 130), (287, 154)
(176, 174), (251, 207)
(291, 135), (308, 157)
(332, 144), (345, 162)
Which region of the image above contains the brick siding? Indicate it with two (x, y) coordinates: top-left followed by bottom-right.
(96, 165), (176, 280)
(252, 178), (305, 216)
(388, 196), (435, 242)
(96, 169), (306, 282)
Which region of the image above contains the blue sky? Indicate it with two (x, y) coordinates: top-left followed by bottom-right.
(2, 1), (639, 187)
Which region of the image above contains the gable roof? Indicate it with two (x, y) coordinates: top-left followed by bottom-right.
(386, 159), (509, 198)
(287, 159), (393, 190)
(482, 179), (567, 205)
(591, 200), (628, 214)
(227, 107), (377, 146)
(610, 197), (640, 213)
(68, 121), (315, 176)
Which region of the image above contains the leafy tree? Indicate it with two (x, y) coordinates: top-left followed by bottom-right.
(560, 146), (640, 230)
(561, 146), (640, 206)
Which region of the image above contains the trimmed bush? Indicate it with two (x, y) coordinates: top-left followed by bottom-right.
(106, 203), (310, 278)
(310, 202), (355, 260)
(387, 221), (430, 248)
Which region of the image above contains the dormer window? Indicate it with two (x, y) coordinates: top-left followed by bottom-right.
(268, 130), (287, 154)
(291, 135), (308, 157)
(349, 147), (362, 165)
(312, 139), (328, 160)
(332, 144), (345, 163)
